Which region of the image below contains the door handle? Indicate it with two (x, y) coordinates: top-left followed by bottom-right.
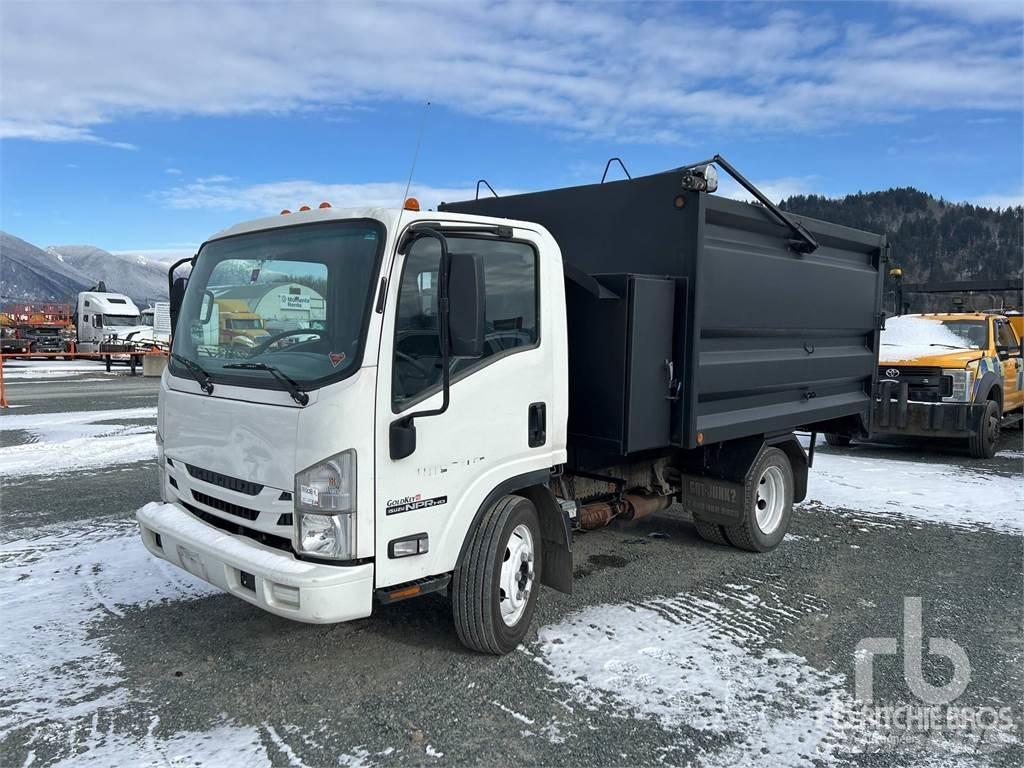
(528, 402), (546, 447)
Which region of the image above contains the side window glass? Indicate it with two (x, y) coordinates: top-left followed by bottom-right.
(393, 239), (443, 405)
(997, 321), (1019, 352)
(393, 236), (539, 408)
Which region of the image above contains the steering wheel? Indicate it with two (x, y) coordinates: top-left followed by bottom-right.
(250, 328), (326, 356)
(396, 351), (433, 379)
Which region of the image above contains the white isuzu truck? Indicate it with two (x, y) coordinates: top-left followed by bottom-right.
(139, 158), (885, 653)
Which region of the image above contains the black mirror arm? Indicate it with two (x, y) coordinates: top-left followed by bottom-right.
(167, 255), (194, 298)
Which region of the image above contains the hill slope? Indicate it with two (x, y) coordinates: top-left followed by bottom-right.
(780, 189), (1022, 310)
(46, 245), (168, 304)
(0, 231), (94, 303)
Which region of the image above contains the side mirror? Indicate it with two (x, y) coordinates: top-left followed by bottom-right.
(447, 252), (485, 357)
(169, 276), (188, 334)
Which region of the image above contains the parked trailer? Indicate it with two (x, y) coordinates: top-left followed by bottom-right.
(139, 158), (885, 654)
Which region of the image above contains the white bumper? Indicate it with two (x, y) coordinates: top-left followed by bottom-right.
(137, 502), (373, 623)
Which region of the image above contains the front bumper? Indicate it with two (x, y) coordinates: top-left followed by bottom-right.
(137, 501), (373, 623)
(872, 397), (986, 438)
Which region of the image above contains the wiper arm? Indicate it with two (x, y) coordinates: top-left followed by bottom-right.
(222, 362), (309, 405)
(171, 353), (214, 394)
(929, 343), (969, 349)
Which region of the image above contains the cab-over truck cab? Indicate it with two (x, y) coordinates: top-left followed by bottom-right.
(141, 163), (886, 654)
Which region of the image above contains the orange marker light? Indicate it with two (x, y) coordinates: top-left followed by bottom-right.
(280, 209), (291, 215)
(404, 197), (420, 211)
(318, 201), (331, 209)
(299, 205), (311, 212)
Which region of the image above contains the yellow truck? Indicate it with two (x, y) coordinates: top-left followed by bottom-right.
(830, 312), (1023, 457)
(215, 299), (271, 350)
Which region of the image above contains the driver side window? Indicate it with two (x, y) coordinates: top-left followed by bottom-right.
(392, 235), (539, 409)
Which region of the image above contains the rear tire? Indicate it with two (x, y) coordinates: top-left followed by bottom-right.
(723, 447), (794, 552)
(968, 399), (1000, 459)
(693, 519), (730, 546)
(824, 432), (852, 448)
(452, 495), (542, 655)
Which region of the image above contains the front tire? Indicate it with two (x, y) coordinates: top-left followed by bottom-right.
(968, 399), (1000, 459)
(723, 447), (794, 552)
(452, 495), (542, 654)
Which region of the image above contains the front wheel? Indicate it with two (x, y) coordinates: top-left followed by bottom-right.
(968, 399), (1000, 459)
(452, 495), (541, 655)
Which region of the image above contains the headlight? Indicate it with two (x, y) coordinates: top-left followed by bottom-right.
(294, 450), (356, 560)
(942, 368), (975, 402)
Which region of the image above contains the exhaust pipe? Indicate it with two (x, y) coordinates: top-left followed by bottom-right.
(578, 494), (672, 529)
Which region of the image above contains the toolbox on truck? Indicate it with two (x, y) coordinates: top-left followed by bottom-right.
(441, 165), (886, 468)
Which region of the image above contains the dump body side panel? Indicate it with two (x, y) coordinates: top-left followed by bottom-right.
(694, 194), (884, 447)
(441, 170), (884, 462)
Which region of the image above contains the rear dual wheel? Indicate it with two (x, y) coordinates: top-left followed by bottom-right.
(693, 447), (794, 552)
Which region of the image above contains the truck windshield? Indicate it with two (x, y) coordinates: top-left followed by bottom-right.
(939, 320), (987, 349)
(170, 220), (384, 390)
(102, 314), (141, 327)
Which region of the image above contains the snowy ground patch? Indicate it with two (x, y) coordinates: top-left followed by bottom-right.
(0, 520), (215, 742)
(803, 451), (1023, 533)
(1, 360), (118, 380)
(535, 583), (852, 766)
(0, 407), (157, 477)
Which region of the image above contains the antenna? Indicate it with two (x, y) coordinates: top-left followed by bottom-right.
(401, 101), (431, 206)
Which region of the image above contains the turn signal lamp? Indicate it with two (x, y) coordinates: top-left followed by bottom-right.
(404, 197), (420, 211)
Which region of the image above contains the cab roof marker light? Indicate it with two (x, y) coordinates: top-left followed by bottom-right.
(299, 205), (311, 212)
(280, 209), (291, 215)
(318, 201), (331, 209)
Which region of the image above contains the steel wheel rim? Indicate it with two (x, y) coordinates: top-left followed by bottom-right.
(499, 523), (535, 627)
(754, 465), (786, 534)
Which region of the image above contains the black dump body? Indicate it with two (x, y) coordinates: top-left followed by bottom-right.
(441, 169), (885, 469)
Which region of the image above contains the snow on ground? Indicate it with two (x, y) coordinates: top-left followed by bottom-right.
(803, 450), (1023, 534)
(1, 360), (119, 380)
(0, 520), (215, 742)
(878, 315), (979, 362)
(0, 407), (157, 477)
(535, 582), (851, 766)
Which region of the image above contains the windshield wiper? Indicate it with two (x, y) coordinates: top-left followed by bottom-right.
(171, 353), (214, 394)
(929, 343), (970, 349)
(222, 362), (309, 406)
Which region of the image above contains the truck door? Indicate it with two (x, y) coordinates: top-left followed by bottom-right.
(373, 229), (560, 589)
(994, 318), (1023, 412)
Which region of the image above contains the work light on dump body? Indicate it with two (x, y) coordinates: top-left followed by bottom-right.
(294, 450), (356, 559)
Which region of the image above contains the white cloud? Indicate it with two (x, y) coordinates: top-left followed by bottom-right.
(969, 191), (1024, 209)
(0, 2), (1020, 146)
(164, 167), (182, 175)
(155, 178), (521, 215)
(716, 175), (819, 204)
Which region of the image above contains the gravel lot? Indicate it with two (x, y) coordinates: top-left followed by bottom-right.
(1, 360), (1021, 767)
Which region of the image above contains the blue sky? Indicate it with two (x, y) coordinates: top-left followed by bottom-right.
(1, 0), (1021, 257)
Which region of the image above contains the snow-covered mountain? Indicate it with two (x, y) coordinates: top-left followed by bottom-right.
(0, 231), (94, 303)
(0, 231), (171, 304)
(45, 244), (169, 304)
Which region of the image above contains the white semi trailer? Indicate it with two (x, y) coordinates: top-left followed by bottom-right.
(139, 160), (885, 653)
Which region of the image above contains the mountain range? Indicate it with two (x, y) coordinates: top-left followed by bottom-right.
(2, 187), (1020, 310)
(0, 231), (170, 306)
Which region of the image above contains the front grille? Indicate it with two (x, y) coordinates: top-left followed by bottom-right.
(181, 501), (294, 554)
(186, 464), (263, 496)
(191, 490), (260, 521)
(877, 366), (951, 403)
